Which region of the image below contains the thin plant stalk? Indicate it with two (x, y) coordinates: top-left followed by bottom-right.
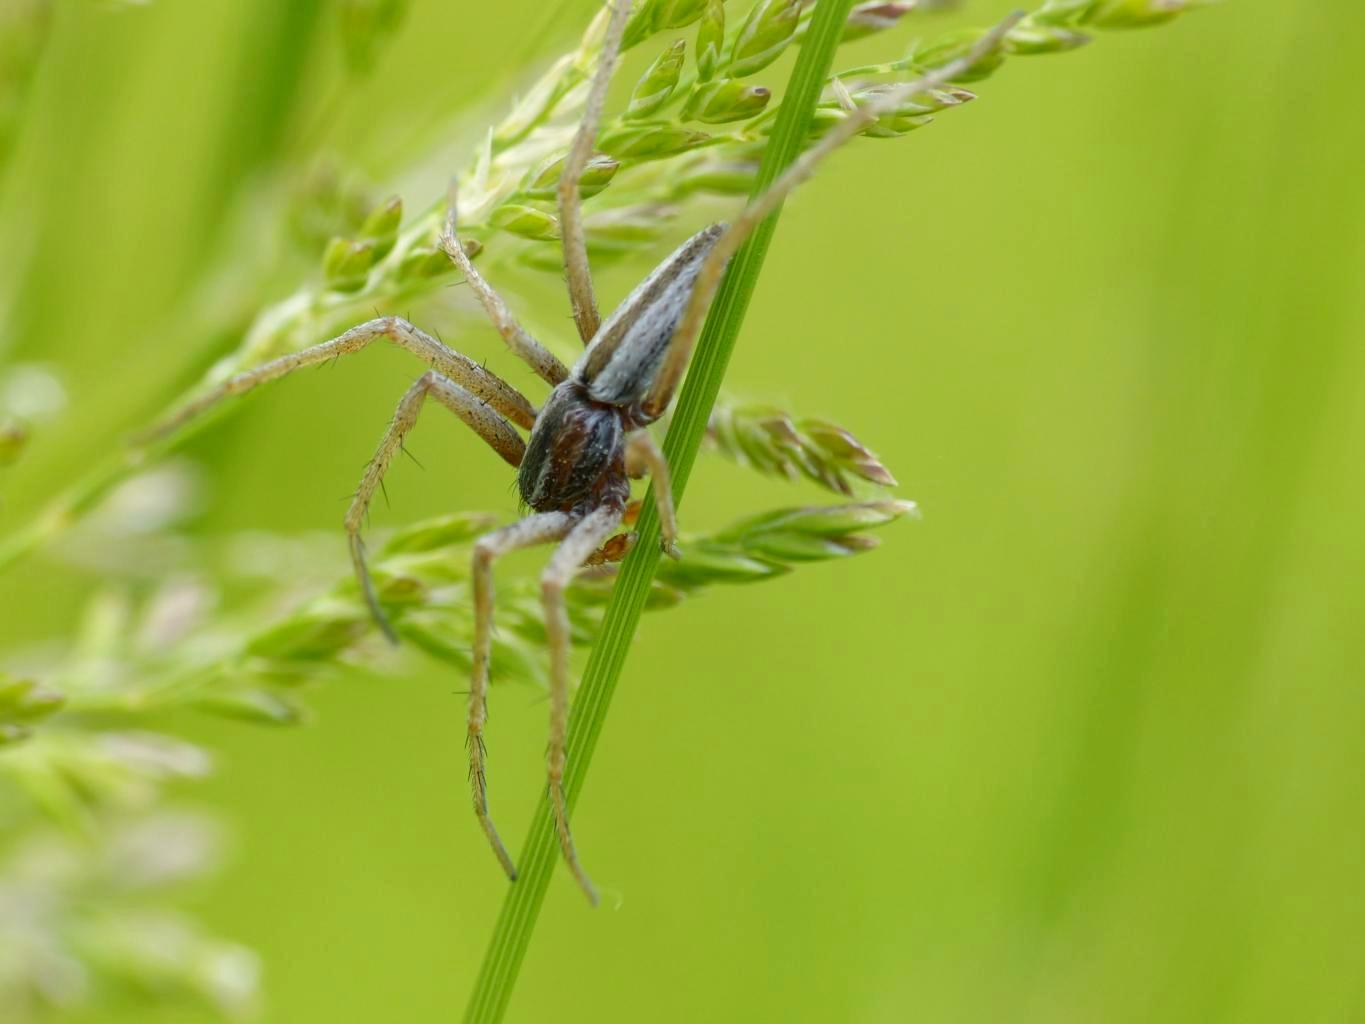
(461, 1), (859, 1020)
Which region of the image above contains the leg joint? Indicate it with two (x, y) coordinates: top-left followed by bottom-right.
(376, 315), (411, 338)
(473, 537), (497, 568)
(540, 571), (567, 602)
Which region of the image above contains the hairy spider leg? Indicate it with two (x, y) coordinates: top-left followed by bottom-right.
(471, 512), (577, 879)
(440, 192), (569, 386)
(143, 317), (536, 443)
(540, 503), (626, 904)
(137, 316), (541, 644)
(345, 370), (527, 642)
(559, 0), (634, 345)
(625, 431), (679, 558)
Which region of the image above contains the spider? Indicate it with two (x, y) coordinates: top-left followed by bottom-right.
(145, 3), (1020, 904)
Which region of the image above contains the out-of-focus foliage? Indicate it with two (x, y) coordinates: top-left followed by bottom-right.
(0, 410), (898, 1021)
(0, 814), (258, 1020)
(2, 0), (1362, 1023)
(0, 0), (52, 172)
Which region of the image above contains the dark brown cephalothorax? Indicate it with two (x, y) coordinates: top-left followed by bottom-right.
(517, 380), (628, 514)
(139, 0), (969, 908)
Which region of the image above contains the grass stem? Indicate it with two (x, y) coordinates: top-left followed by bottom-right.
(460, 1), (857, 1020)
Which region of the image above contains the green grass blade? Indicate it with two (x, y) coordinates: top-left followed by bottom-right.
(461, 1), (857, 1021)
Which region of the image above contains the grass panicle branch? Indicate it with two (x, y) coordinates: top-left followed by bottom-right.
(0, 0), (1200, 578)
(0, 491), (909, 1016)
(0, 497), (912, 822)
(705, 400), (898, 493)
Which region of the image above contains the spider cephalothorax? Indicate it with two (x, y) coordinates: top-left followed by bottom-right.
(518, 223), (721, 516)
(517, 379), (630, 515)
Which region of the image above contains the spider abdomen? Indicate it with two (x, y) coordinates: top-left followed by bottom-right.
(518, 380), (628, 514)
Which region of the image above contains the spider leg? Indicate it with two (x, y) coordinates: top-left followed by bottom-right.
(471, 511), (576, 880)
(142, 317), (537, 441)
(541, 502), (626, 905)
(639, 17), (1024, 421)
(440, 189), (570, 386)
(625, 431), (679, 558)
(558, 0), (634, 344)
(344, 371), (526, 642)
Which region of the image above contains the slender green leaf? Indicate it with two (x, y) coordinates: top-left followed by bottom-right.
(462, 2), (857, 1020)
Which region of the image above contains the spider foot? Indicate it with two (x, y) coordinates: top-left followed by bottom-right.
(349, 532), (400, 646)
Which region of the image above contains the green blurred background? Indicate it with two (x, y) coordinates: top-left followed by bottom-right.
(2, 0), (1363, 1021)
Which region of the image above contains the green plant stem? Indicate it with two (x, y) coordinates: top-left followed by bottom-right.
(460, 1), (857, 1021)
